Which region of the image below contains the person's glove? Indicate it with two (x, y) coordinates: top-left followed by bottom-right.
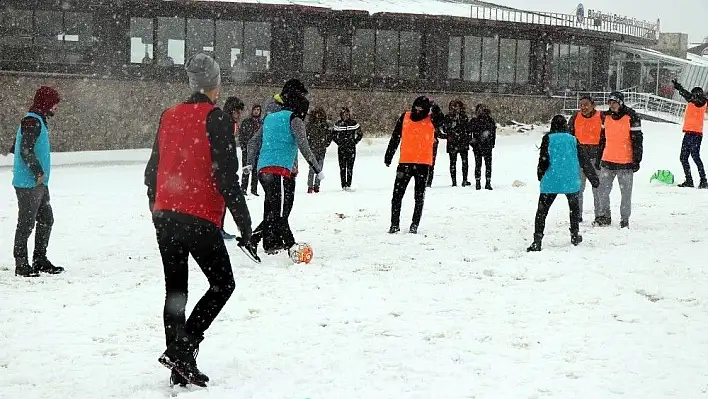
(632, 163), (640, 173)
(385, 161), (391, 167)
(672, 79), (682, 90)
(242, 165), (253, 174)
(591, 178), (600, 189)
(316, 170), (325, 181)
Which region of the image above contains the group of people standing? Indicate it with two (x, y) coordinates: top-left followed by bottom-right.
(440, 100), (497, 190)
(529, 83), (705, 252)
(528, 90), (645, 251)
(304, 106), (363, 193)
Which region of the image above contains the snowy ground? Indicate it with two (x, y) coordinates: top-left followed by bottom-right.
(2, 121), (708, 399)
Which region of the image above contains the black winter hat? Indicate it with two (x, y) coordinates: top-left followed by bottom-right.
(608, 91), (624, 104)
(691, 87), (704, 96)
(281, 78), (308, 96)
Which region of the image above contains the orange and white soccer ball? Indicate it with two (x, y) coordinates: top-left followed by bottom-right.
(289, 243), (314, 264)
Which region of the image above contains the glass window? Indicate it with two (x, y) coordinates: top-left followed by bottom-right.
(399, 31), (420, 77)
(325, 32), (351, 74)
(480, 36), (498, 83)
(0, 8), (34, 41)
(448, 36), (462, 79)
(498, 38), (516, 84)
(515, 39), (531, 84)
(375, 30), (398, 78)
(463, 35), (481, 82)
(130, 17), (153, 64)
(63, 12), (92, 64)
(157, 17), (185, 67)
(243, 22), (271, 71)
(34, 10), (63, 62)
(187, 19), (214, 59)
(352, 29), (374, 76)
(568, 45), (580, 88)
(303, 26), (323, 73)
(0, 8), (35, 62)
(215, 20), (243, 69)
(578, 45), (592, 89)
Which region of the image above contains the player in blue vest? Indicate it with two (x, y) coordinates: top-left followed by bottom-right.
(527, 115), (600, 252)
(11, 86), (65, 276)
(245, 81), (323, 255)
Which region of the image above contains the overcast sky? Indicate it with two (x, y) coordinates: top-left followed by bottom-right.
(492, 0), (706, 44)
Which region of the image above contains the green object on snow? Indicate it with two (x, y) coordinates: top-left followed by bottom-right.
(650, 169), (674, 185)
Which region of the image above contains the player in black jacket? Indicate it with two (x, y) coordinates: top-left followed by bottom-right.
(332, 107), (363, 190)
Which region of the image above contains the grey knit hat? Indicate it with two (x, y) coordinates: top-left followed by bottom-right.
(185, 53), (221, 92)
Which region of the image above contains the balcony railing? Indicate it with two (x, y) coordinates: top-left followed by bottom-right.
(468, 4), (659, 42)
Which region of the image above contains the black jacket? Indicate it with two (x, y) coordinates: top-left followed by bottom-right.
(537, 131), (600, 187)
(442, 112), (469, 153)
(384, 105), (445, 166)
(333, 119), (363, 149)
(11, 113), (49, 179)
(306, 118), (333, 157)
(598, 105), (643, 171)
(144, 93), (252, 239)
(468, 115), (497, 152)
(676, 86), (707, 108)
(238, 117), (262, 151)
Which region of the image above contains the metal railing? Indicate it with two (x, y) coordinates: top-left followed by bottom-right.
(559, 88), (700, 125)
(468, 4), (659, 41)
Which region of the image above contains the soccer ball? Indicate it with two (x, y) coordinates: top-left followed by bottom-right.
(289, 243), (314, 264)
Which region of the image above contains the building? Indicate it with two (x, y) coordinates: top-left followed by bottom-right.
(0, 0), (661, 151)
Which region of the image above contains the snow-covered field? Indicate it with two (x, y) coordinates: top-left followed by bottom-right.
(2, 121), (708, 399)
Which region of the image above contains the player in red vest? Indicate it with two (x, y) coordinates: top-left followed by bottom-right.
(144, 53), (254, 388)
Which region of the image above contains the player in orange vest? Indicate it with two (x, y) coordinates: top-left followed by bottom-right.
(672, 80), (707, 188)
(595, 92), (643, 229)
(384, 96), (444, 234)
(568, 95), (605, 222)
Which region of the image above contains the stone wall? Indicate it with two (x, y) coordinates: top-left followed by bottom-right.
(0, 74), (564, 152)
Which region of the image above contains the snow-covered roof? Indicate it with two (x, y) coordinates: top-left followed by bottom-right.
(686, 53), (708, 67)
(186, 0), (472, 17)
(185, 0), (658, 41)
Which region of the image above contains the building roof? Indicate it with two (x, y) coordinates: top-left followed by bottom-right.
(186, 0), (659, 41)
(615, 42), (708, 68)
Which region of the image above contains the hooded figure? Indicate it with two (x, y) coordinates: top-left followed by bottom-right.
(239, 104), (263, 195)
(12, 86), (64, 278)
(672, 80), (707, 188)
(306, 106), (333, 193)
(384, 96), (444, 234)
(527, 115), (599, 252)
(468, 103), (497, 190)
(442, 99), (470, 186)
